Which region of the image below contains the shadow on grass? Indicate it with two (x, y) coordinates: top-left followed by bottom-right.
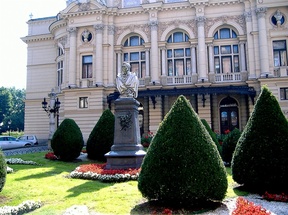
(66, 180), (113, 197)
(131, 200), (225, 215)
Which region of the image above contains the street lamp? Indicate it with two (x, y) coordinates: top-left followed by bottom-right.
(41, 89), (61, 147)
(8, 120), (12, 136)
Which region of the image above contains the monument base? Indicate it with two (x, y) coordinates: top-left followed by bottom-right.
(105, 148), (146, 169)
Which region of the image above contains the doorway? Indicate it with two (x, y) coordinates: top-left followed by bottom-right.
(220, 97), (239, 134)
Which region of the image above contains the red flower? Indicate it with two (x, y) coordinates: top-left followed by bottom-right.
(45, 152), (58, 160)
(76, 163), (140, 176)
(232, 197), (271, 215)
(262, 191), (288, 202)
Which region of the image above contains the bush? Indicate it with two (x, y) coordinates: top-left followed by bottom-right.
(0, 150), (6, 192)
(232, 86), (288, 193)
(201, 119), (222, 154)
(221, 128), (241, 166)
(51, 118), (84, 161)
(86, 109), (115, 161)
(138, 95), (227, 206)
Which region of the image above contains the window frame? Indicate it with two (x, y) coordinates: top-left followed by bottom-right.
(57, 61), (63, 86)
(280, 88), (288, 100)
(273, 40), (287, 67)
(79, 97), (88, 109)
(82, 55), (93, 79)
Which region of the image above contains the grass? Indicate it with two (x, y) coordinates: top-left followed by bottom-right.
(0, 152), (248, 214)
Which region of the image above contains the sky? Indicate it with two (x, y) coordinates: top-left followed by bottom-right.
(0, 0), (67, 89)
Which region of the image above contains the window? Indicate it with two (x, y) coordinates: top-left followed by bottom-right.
(79, 97), (88, 108)
(123, 35), (146, 78)
(213, 28), (239, 74)
(123, 0), (141, 8)
(58, 47), (64, 56)
(273, 40), (287, 67)
(57, 61), (63, 86)
(280, 88), (288, 100)
(167, 32), (191, 76)
(82, 55), (92, 79)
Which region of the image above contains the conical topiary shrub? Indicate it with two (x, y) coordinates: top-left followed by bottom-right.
(232, 86), (288, 193)
(138, 95), (227, 206)
(86, 109), (115, 161)
(0, 150), (6, 192)
(51, 118), (84, 161)
(221, 128), (241, 166)
(201, 119), (222, 154)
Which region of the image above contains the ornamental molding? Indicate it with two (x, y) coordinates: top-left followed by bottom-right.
(115, 24), (150, 44)
(49, 20), (67, 34)
(244, 11), (252, 22)
(255, 7), (267, 19)
(206, 15), (246, 37)
(21, 34), (54, 43)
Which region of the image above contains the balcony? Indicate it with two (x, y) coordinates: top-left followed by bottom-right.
(214, 73), (243, 83)
(166, 75), (193, 85)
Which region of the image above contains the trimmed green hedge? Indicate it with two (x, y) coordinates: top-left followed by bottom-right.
(138, 95), (227, 206)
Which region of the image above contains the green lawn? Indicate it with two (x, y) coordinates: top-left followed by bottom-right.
(1, 152), (247, 214)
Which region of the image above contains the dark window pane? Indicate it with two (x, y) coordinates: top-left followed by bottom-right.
(167, 50), (172, 58)
(233, 45), (238, 53)
(214, 46), (219, 55)
(220, 28), (230, 39)
(221, 46), (231, 54)
(130, 36), (139, 46)
(214, 32), (219, 39)
(185, 48), (191, 56)
(174, 49), (184, 57)
(173, 32), (183, 42)
(130, 52), (139, 61)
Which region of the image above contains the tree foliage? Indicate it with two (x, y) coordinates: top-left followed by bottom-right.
(232, 86), (288, 193)
(138, 95), (227, 206)
(0, 87), (25, 133)
(0, 150), (6, 192)
(86, 109), (115, 161)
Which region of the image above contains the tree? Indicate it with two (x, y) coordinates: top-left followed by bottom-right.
(138, 95), (227, 206)
(221, 128), (241, 166)
(201, 119), (222, 154)
(86, 109), (115, 161)
(232, 86), (288, 193)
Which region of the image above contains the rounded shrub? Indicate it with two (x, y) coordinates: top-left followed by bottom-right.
(232, 86), (288, 193)
(51, 118), (84, 161)
(138, 95), (227, 206)
(221, 128), (241, 166)
(0, 150), (6, 192)
(201, 119), (222, 155)
(86, 109), (115, 161)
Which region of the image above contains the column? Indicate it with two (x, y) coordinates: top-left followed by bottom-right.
(255, 7), (270, 76)
(196, 16), (207, 82)
(94, 24), (104, 85)
(191, 45), (197, 74)
(116, 51), (122, 75)
(208, 44), (214, 74)
(108, 25), (115, 86)
(239, 42), (246, 72)
(67, 27), (77, 87)
(244, 11), (256, 79)
(149, 20), (159, 83)
(161, 48), (166, 76)
(145, 48), (150, 77)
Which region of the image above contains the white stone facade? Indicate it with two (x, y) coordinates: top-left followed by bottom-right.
(21, 0), (288, 143)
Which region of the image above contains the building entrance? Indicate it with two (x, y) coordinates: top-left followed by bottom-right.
(220, 97), (239, 134)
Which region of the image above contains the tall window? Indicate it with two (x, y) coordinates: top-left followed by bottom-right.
(280, 88), (288, 100)
(123, 35), (145, 78)
(79, 97), (88, 108)
(273, 40), (287, 67)
(82, 55), (92, 79)
(57, 61), (63, 86)
(167, 32), (191, 76)
(213, 28), (239, 73)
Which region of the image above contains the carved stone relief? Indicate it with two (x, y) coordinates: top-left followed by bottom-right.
(115, 24), (150, 44)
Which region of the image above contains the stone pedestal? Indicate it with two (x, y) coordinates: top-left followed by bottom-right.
(105, 97), (146, 169)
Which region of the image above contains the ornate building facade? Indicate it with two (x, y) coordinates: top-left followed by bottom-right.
(22, 0), (288, 142)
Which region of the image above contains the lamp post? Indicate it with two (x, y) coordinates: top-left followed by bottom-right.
(41, 89), (61, 148)
(8, 120), (12, 136)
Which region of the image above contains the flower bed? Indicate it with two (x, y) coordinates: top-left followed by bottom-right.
(70, 163), (140, 182)
(5, 158), (39, 166)
(262, 191), (288, 202)
(0, 200), (41, 214)
(232, 197), (271, 215)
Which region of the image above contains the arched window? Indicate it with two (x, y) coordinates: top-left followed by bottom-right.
(123, 35), (146, 79)
(213, 27), (239, 74)
(166, 32), (191, 76)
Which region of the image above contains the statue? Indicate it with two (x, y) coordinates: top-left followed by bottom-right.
(116, 62), (139, 98)
(274, 10), (283, 27)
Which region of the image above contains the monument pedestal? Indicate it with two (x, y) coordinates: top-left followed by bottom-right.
(105, 97), (146, 169)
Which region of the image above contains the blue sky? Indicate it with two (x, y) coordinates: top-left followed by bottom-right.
(0, 0), (66, 89)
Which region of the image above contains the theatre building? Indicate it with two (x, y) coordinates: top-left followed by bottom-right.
(21, 0), (288, 142)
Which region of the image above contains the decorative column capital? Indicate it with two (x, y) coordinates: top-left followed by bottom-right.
(195, 16), (206, 27)
(94, 24), (104, 33)
(255, 7), (267, 19)
(244, 11), (252, 22)
(67, 27), (77, 35)
(107, 25), (115, 35)
(148, 20), (158, 31)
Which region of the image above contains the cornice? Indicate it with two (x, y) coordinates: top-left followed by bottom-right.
(21, 34), (54, 43)
(49, 19), (68, 34)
